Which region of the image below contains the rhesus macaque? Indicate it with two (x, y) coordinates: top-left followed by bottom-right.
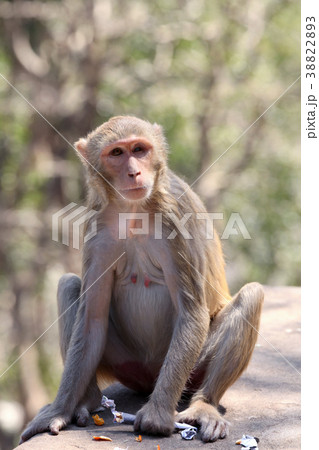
(20, 116), (263, 444)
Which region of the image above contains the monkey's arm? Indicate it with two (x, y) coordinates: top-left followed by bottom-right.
(20, 260), (114, 443)
(134, 264), (210, 436)
(55, 266), (113, 411)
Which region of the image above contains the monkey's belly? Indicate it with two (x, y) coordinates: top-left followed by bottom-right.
(112, 361), (158, 393)
(104, 280), (208, 394)
(109, 360), (207, 394)
(105, 282), (175, 374)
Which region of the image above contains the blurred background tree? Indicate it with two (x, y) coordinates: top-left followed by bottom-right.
(0, 0), (300, 447)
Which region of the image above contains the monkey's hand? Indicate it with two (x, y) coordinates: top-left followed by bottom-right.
(19, 403), (71, 444)
(175, 399), (230, 442)
(134, 401), (175, 437)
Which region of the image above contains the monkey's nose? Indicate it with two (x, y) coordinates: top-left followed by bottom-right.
(128, 171), (141, 177)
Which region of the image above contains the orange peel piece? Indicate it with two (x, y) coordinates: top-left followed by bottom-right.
(92, 435), (112, 441)
(92, 414), (105, 426)
(135, 435), (142, 442)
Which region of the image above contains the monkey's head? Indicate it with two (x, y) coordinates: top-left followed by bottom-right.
(75, 116), (169, 207)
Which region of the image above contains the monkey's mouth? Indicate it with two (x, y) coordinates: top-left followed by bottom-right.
(121, 186), (147, 191)
(120, 186), (150, 200)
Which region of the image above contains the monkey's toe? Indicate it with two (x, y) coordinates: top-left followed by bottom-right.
(19, 425), (47, 444)
(74, 406), (90, 427)
(50, 416), (68, 435)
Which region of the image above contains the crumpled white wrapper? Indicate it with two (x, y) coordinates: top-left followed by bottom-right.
(101, 395), (197, 440)
(237, 434), (259, 449)
(180, 427), (197, 440)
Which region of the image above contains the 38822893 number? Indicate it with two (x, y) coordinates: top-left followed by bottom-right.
(306, 17), (315, 78)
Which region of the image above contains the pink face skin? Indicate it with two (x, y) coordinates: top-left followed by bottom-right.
(101, 136), (155, 201)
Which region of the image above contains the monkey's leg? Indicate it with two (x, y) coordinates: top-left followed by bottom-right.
(176, 282), (264, 442)
(57, 273), (82, 361)
(57, 273), (103, 427)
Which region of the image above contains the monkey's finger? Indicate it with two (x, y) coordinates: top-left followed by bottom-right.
(212, 421), (225, 441)
(200, 420), (217, 443)
(201, 419), (229, 443)
(219, 421), (229, 439)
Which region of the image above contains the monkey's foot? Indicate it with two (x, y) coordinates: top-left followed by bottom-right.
(73, 382), (103, 427)
(134, 402), (175, 437)
(175, 399), (230, 442)
(19, 404), (71, 443)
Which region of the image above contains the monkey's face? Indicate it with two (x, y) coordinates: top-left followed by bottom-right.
(100, 135), (156, 201)
(75, 117), (167, 205)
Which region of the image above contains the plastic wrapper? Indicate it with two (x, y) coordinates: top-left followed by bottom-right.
(180, 427), (197, 440)
(236, 434), (259, 449)
(101, 395), (197, 440)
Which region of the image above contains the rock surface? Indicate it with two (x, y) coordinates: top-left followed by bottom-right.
(16, 286), (300, 449)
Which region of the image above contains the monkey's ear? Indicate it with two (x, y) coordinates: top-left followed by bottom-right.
(152, 123), (163, 134)
(152, 122), (168, 154)
(74, 138), (88, 159)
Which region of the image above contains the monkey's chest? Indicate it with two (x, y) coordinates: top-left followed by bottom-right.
(111, 268), (175, 343)
(115, 237), (168, 288)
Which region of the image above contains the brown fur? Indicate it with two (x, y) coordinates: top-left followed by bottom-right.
(20, 116), (263, 444)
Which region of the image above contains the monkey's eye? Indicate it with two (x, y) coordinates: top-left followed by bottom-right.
(110, 147), (123, 156)
(133, 146), (144, 153)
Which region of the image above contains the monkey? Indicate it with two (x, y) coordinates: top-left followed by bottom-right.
(20, 116), (263, 444)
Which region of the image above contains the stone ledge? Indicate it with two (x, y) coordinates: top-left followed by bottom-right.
(16, 286), (301, 449)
